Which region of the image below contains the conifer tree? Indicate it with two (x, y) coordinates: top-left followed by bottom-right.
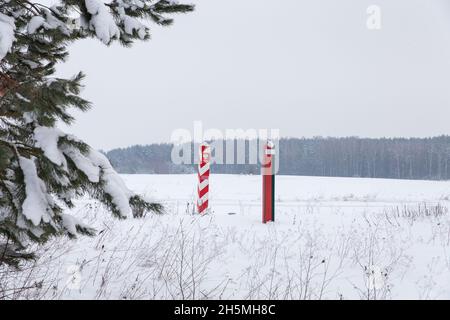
(0, 0), (194, 266)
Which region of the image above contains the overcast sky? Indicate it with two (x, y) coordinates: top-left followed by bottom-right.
(54, 0), (450, 150)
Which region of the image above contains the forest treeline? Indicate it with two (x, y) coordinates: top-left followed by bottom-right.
(106, 136), (450, 180)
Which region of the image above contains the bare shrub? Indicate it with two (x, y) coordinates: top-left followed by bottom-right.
(0, 239), (70, 300)
(350, 220), (411, 300)
(384, 203), (448, 226)
(240, 225), (350, 300)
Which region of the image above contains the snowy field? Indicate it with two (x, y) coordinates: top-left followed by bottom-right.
(3, 174), (450, 300)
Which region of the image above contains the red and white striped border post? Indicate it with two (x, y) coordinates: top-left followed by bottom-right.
(197, 143), (211, 214)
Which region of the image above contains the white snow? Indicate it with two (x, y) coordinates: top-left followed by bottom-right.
(122, 16), (146, 39)
(23, 112), (37, 124)
(33, 126), (66, 167)
(62, 146), (100, 182)
(32, 126), (135, 217)
(85, 0), (121, 44)
(27, 16), (46, 34)
(27, 12), (71, 35)
(89, 150), (133, 217)
(43, 11), (71, 35)
(18, 157), (53, 226)
(61, 213), (91, 236)
(117, 0), (145, 10)
(15, 93), (31, 103)
(0, 13), (16, 61)
(7, 174), (450, 300)
(22, 59), (40, 69)
(61, 145), (134, 217)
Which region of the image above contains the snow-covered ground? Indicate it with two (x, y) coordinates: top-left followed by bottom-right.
(4, 174), (450, 300)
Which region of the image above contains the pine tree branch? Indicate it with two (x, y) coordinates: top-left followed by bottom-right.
(14, 0), (41, 15)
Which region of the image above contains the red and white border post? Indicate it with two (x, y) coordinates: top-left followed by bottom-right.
(197, 143), (211, 214)
(262, 141), (276, 223)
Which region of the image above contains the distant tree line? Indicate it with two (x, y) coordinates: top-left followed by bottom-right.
(106, 136), (450, 180)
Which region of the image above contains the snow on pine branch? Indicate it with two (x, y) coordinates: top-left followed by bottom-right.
(60, 213), (94, 237)
(85, 0), (121, 44)
(63, 145), (136, 217)
(18, 155), (94, 238)
(33, 126), (137, 218)
(27, 11), (71, 35)
(18, 156), (55, 227)
(86, 0), (147, 43)
(122, 15), (146, 40)
(0, 13), (16, 61)
(34, 126), (67, 167)
(0, 0), (191, 63)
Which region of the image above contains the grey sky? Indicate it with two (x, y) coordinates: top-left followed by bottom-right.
(55, 0), (450, 150)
